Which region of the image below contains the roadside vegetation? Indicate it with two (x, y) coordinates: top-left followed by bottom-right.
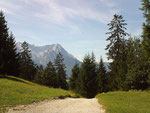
(0, 76), (73, 112)
(1, 0), (150, 113)
(96, 91), (150, 113)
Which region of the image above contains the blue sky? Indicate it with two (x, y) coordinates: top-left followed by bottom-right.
(0, 0), (144, 62)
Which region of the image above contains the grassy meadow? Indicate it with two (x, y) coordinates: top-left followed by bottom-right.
(0, 75), (74, 112)
(96, 91), (150, 113)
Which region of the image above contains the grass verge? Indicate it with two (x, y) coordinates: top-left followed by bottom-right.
(96, 91), (150, 113)
(0, 75), (74, 112)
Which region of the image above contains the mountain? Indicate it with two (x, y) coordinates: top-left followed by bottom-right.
(16, 42), (110, 78)
(16, 42), (81, 77)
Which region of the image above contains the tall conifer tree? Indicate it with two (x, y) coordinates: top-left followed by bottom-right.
(7, 32), (20, 76)
(34, 65), (44, 84)
(0, 11), (19, 76)
(140, 0), (150, 83)
(19, 41), (36, 80)
(106, 14), (128, 90)
(97, 57), (107, 93)
(42, 61), (57, 87)
(126, 37), (148, 90)
(0, 11), (9, 74)
(54, 53), (68, 89)
(77, 53), (97, 98)
(69, 63), (80, 91)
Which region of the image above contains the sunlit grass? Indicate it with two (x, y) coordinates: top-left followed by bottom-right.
(0, 75), (72, 112)
(96, 90), (150, 113)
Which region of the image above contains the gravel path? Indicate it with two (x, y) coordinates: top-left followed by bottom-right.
(8, 98), (105, 113)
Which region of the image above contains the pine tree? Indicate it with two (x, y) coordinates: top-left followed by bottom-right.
(140, 0), (150, 85)
(97, 57), (107, 93)
(54, 53), (68, 89)
(6, 32), (20, 76)
(69, 63), (80, 91)
(0, 11), (20, 76)
(125, 37), (149, 90)
(106, 14), (128, 60)
(34, 65), (44, 84)
(0, 11), (9, 74)
(106, 14), (128, 90)
(42, 61), (57, 87)
(19, 41), (36, 81)
(77, 53), (97, 98)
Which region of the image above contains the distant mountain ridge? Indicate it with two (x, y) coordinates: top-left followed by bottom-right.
(16, 42), (81, 77)
(16, 42), (109, 77)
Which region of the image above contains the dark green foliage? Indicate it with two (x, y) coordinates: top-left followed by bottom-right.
(0, 11), (19, 76)
(105, 12), (149, 91)
(125, 37), (149, 90)
(106, 14), (128, 90)
(97, 57), (107, 93)
(141, 24), (150, 56)
(19, 41), (37, 81)
(69, 63), (80, 91)
(106, 14), (128, 60)
(54, 53), (68, 89)
(34, 65), (44, 84)
(42, 61), (57, 87)
(141, 0), (150, 84)
(6, 33), (20, 76)
(0, 11), (9, 74)
(140, 0), (150, 24)
(77, 53), (97, 98)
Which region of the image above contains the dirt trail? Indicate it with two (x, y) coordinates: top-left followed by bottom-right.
(8, 98), (105, 113)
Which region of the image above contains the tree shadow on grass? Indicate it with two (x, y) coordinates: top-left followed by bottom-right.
(0, 75), (33, 85)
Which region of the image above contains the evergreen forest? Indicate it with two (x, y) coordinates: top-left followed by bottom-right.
(1, 0), (150, 98)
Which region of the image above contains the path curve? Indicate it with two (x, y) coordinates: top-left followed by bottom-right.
(8, 98), (105, 113)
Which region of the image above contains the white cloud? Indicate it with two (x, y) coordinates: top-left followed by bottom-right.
(23, 0), (120, 25)
(0, 0), (21, 15)
(0, 0), (120, 30)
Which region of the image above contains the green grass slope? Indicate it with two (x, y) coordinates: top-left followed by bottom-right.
(0, 75), (71, 112)
(96, 91), (150, 113)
